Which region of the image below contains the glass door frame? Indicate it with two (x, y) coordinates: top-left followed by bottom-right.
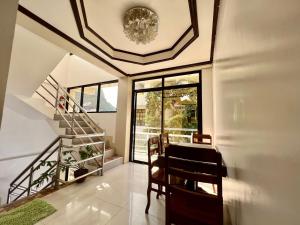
(130, 70), (203, 164)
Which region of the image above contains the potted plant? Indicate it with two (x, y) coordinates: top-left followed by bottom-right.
(34, 145), (96, 187)
(73, 145), (94, 183)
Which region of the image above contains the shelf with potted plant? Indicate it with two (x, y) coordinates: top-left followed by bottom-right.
(33, 145), (103, 188)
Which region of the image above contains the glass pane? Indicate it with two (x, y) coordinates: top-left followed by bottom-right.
(163, 87), (198, 143)
(83, 85), (98, 112)
(69, 88), (82, 112)
(133, 91), (162, 162)
(164, 73), (199, 86)
(134, 78), (162, 90)
(99, 83), (118, 112)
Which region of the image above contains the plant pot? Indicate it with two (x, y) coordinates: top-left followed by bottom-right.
(74, 168), (89, 183)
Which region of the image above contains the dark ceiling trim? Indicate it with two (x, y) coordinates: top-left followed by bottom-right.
(71, 0), (199, 65)
(17, 0), (220, 77)
(80, 0), (195, 57)
(128, 61), (211, 77)
(128, 0), (220, 77)
(17, 5), (128, 76)
(210, 0), (220, 61)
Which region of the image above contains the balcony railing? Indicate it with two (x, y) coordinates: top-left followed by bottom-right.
(133, 126), (197, 161)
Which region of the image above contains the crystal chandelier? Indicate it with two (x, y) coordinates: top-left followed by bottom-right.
(123, 7), (159, 45)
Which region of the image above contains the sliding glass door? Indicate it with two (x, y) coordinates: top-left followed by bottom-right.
(131, 72), (202, 163)
(163, 87), (198, 144)
(132, 91), (162, 162)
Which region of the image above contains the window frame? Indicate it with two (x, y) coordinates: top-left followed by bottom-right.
(129, 70), (203, 164)
(67, 80), (118, 113)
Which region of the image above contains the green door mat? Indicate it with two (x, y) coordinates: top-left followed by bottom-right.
(0, 199), (56, 225)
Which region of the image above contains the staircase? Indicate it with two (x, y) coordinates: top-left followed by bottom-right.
(6, 75), (122, 204)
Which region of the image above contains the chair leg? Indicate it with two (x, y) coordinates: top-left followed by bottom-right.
(145, 183), (151, 214)
(156, 185), (160, 199)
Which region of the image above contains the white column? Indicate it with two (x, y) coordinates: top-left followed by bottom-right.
(0, 0), (19, 127)
(114, 77), (132, 162)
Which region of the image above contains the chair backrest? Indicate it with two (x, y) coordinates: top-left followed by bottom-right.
(192, 133), (212, 145)
(160, 133), (169, 153)
(147, 136), (161, 164)
(165, 144), (223, 225)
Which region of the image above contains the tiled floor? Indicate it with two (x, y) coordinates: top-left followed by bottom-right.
(37, 163), (165, 225)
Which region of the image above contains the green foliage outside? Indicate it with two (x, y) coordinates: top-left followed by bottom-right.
(144, 88), (197, 130)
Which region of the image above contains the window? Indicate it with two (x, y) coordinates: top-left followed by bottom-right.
(69, 87), (82, 112)
(134, 78), (162, 90)
(69, 87), (82, 103)
(164, 73), (199, 86)
(83, 85), (98, 112)
(131, 71), (202, 163)
(67, 80), (118, 113)
(99, 83), (118, 112)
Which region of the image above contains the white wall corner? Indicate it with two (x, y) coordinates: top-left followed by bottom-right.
(0, 0), (18, 128)
(114, 77), (132, 162)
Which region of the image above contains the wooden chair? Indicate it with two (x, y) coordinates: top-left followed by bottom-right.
(160, 133), (170, 154)
(145, 136), (165, 214)
(192, 133), (212, 145)
(165, 144), (223, 225)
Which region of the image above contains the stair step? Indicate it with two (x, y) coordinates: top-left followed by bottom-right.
(104, 148), (114, 159)
(65, 127), (95, 135)
(63, 141), (105, 148)
(54, 114), (85, 122)
(59, 120), (89, 128)
(71, 136), (104, 145)
(103, 156), (123, 172)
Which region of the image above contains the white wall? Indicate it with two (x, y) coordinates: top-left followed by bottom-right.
(51, 54), (118, 88)
(202, 68), (214, 136)
(213, 0), (300, 224)
(0, 25), (67, 205)
(7, 25), (66, 97)
(0, 95), (57, 205)
(90, 113), (117, 146)
(0, 0), (18, 126)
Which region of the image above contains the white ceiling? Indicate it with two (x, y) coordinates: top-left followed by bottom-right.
(18, 0), (215, 76)
(84, 0), (190, 54)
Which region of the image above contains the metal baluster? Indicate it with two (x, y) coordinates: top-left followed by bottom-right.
(71, 104), (75, 133)
(64, 93), (67, 114)
(55, 84), (59, 114)
(7, 188), (11, 204)
(101, 142), (105, 176)
(55, 139), (63, 187)
(64, 166), (69, 182)
(27, 167), (34, 196)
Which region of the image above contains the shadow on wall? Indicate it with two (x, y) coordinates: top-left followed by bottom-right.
(0, 94), (57, 204)
(4, 94), (49, 120)
(221, 152), (300, 225)
(213, 1), (300, 224)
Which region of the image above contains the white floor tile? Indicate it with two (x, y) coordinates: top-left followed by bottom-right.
(37, 163), (165, 225)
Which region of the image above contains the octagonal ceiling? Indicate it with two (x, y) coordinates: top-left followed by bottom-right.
(17, 0), (219, 77)
(83, 0), (191, 54)
(72, 0), (198, 64)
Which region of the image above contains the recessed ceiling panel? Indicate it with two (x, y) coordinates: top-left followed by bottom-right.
(17, 0), (217, 76)
(71, 0), (199, 65)
(84, 0), (191, 54)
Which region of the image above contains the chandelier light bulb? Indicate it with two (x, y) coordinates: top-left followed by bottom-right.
(123, 7), (159, 45)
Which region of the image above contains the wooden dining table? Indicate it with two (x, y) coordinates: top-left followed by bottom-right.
(156, 143), (228, 177)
